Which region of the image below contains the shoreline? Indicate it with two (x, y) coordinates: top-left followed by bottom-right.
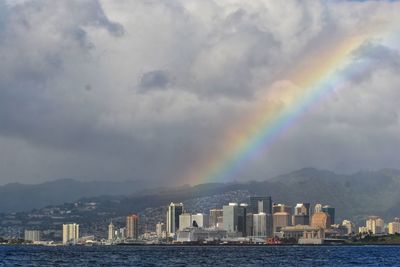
(2, 243), (400, 247)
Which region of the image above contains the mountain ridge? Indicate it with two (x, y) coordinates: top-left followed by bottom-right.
(0, 178), (154, 213)
(0, 168), (399, 221)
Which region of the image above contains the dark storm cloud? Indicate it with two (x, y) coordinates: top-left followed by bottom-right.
(0, 0), (399, 185)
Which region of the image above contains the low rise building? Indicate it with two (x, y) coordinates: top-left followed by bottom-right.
(281, 225), (325, 241)
(176, 227), (227, 242)
(298, 229), (324, 245)
(342, 220), (354, 235)
(358, 226), (369, 234)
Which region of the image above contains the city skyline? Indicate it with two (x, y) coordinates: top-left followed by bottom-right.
(15, 195), (400, 246)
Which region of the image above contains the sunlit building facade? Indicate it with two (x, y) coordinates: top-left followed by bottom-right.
(62, 223), (79, 244)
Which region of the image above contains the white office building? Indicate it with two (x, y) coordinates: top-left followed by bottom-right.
(388, 222), (400, 234)
(179, 213), (192, 231)
(167, 203), (184, 236)
(366, 216), (385, 234)
(108, 222), (115, 241)
(62, 223), (79, 244)
(24, 230), (41, 242)
(253, 213), (267, 237)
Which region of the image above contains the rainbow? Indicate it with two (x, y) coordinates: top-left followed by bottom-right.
(183, 27), (393, 185)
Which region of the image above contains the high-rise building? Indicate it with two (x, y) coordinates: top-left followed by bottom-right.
(311, 212), (330, 229)
(273, 204), (292, 215)
(167, 202), (184, 236)
(366, 216), (385, 234)
(248, 196), (273, 236)
(62, 223), (79, 244)
(223, 203), (246, 236)
(342, 220), (354, 235)
(253, 213), (267, 237)
(273, 212), (291, 233)
(295, 203), (311, 216)
(126, 214), (139, 239)
(246, 213), (253, 237)
(314, 204), (322, 213)
(388, 222), (400, 234)
(209, 209), (223, 228)
(322, 205), (335, 225)
(249, 196), (272, 214)
(252, 212), (273, 237)
(192, 213), (209, 228)
(179, 213), (192, 231)
(108, 221), (115, 241)
(24, 230), (40, 242)
(292, 203), (311, 225)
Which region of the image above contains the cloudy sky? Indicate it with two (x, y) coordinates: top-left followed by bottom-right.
(0, 0), (399, 186)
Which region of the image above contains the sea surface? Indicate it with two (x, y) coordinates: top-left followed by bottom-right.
(0, 245), (400, 266)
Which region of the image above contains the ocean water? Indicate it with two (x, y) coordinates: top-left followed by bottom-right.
(0, 245), (399, 266)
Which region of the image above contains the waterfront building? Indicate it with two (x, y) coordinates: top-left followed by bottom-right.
(311, 212), (330, 229)
(322, 205), (335, 225)
(281, 225), (325, 241)
(366, 216), (385, 234)
(388, 221), (400, 234)
(342, 220), (354, 235)
(179, 213), (192, 231)
(177, 227), (227, 242)
(328, 224), (350, 237)
(273, 212), (291, 233)
(209, 209), (223, 228)
(126, 214), (139, 239)
(166, 202), (184, 236)
(192, 213), (209, 228)
(62, 223), (79, 244)
(108, 221), (115, 241)
(156, 222), (165, 238)
(223, 203), (246, 236)
(298, 228), (325, 245)
(24, 230), (40, 242)
(118, 227), (126, 240)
